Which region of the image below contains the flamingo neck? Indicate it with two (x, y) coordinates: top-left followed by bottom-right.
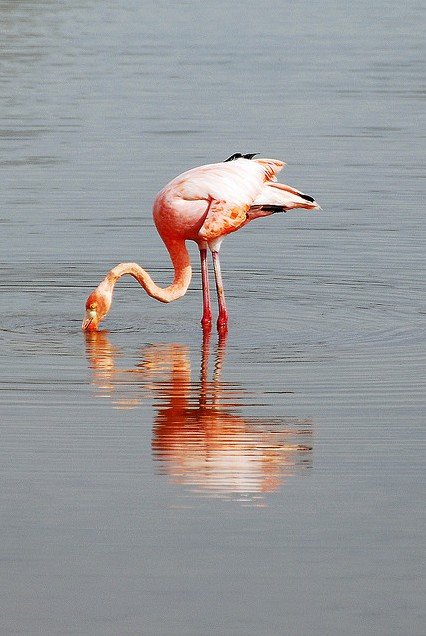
(104, 239), (192, 303)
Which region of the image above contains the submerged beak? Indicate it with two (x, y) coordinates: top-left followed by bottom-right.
(81, 309), (99, 332)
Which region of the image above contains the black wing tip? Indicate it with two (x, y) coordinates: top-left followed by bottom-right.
(224, 152), (259, 162)
(250, 204), (288, 214)
(299, 193), (315, 203)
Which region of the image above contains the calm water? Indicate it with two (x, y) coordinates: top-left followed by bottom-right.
(1, 1), (425, 634)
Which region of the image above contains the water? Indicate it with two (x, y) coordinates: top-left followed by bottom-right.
(1, 1), (425, 634)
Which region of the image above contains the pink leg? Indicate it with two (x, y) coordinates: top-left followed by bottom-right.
(200, 248), (212, 331)
(212, 250), (228, 334)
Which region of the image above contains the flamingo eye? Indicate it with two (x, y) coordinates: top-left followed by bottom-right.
(89, 303), (97, 311)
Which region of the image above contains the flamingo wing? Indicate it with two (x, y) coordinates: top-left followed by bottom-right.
(194, 158), (284, 242)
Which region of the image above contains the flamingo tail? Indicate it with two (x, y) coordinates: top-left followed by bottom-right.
(249, 182), (320, 216)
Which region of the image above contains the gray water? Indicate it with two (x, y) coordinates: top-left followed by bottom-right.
(1, 1), (425, 634)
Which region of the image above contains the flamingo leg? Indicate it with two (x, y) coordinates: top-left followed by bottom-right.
(199, 248), (212, 331)
(212, 250), (229, 334)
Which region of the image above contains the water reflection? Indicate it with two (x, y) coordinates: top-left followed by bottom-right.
(84, 332), (313, 502)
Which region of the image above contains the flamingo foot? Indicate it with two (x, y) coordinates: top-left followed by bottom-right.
(201, 314), (213, 332)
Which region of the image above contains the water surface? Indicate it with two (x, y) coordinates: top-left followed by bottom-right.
(1, 1), (425, 634)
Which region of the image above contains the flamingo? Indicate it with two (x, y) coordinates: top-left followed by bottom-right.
(82, 153), (320, 334)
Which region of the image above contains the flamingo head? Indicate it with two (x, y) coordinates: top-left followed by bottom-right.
(82, 287), (112, 332)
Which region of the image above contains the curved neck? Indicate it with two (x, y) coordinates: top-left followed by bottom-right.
(103, 239), (192, 303)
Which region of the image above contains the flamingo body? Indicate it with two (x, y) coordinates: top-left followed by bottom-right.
(82, 155), (319, 333)
(153, 157), (286, 245)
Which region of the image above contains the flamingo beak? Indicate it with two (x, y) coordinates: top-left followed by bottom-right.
(81, 309), (99, 332)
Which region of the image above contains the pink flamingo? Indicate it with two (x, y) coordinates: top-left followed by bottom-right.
(82, 153), (320, 334)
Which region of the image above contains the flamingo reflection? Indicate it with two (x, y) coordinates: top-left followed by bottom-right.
(84, 332), (313, 501)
